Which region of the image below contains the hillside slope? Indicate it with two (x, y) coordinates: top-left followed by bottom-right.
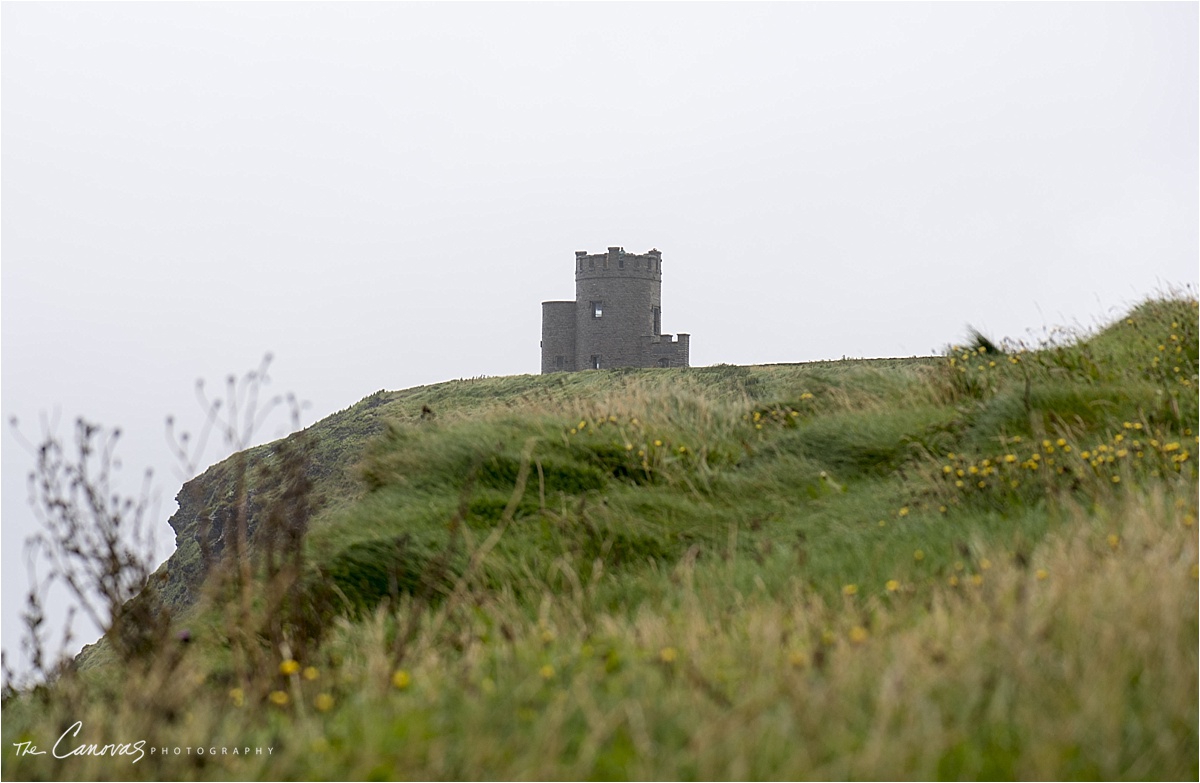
(5, 296), (1196, 781)
(155, 358), (940, 613)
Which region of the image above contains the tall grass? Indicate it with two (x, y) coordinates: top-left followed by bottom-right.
(3, 294), (1196, 780)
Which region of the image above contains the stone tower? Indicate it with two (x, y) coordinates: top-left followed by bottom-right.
(541, 247), (690, 373)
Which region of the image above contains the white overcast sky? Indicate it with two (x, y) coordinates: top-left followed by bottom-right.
(2, 2), (1197, 669)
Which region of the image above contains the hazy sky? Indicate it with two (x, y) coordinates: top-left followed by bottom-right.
(3, 2), (1197, 671)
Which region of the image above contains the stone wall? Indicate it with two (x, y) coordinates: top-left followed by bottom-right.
(540, 301), (576, 373)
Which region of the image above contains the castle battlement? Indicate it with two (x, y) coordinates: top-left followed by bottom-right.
(573, 247), (663, 279)
(541, 247), (691, 373)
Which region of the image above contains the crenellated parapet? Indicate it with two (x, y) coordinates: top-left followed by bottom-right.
(574, 247), (663, 281)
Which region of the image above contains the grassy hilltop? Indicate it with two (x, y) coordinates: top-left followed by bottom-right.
(3, 294), (1197, 780)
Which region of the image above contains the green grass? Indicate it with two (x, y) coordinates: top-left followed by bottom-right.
(3, 293), (1197, 781)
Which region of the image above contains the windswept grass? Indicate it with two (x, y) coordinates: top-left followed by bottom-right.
(3, 293), (1196, 781)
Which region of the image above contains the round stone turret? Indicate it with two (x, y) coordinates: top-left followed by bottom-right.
(540, 247), (688, 372)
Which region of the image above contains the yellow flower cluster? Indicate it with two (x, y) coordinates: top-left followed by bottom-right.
(946, 344), (1020, 374)
(266, 661), (338, 712)
(936, 425), (1195, 501)
(743, 400), (810, 432)
(564, 413), (701, 478)
(566, 414), (623, 436)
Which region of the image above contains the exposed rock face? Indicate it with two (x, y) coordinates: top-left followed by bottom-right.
(153, 390), (399, 613)
(156, 458), (260, 611)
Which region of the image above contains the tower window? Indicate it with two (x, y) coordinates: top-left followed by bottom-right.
(589, 258), (595, 270)
(590, 355), (601, 370)
(555, 356), (566, 370)
(652, 306), (661, 336)
(618, 257), (625, 269)
(591, 301), (603, 318)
